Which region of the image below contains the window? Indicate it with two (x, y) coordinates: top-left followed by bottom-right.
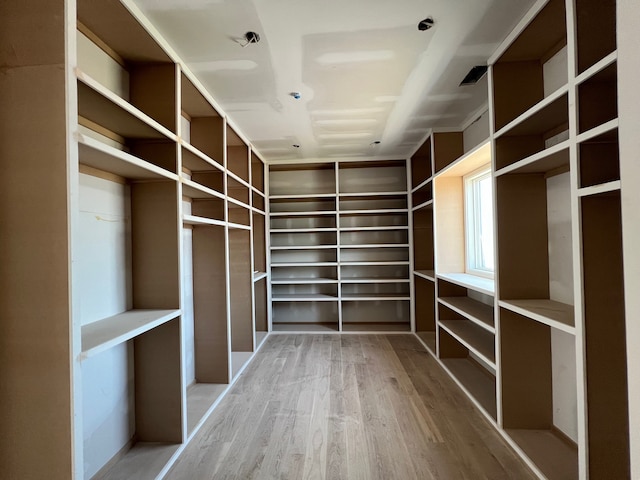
(464, 166), (495, 278)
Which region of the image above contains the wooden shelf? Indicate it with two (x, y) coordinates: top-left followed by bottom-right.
(181, 142), (223, 173)
(98, 442), (181, 480)
(77, 70), (173, 140)
(342, 323), (411, 332)
(81, 309), (181, 359)
(271, 277), (337, 284)
(182, 178), (224, 200)
(506, 429), (578, 480)
(341, 278), (409, 284)
(437, 273), (494, 296)
(499, 299), (575, 333)
(342, 294), (411, 301)
(439, 297), (494, 332)
(416, 331), (436, 354)
(270, 245), (336, 251)
(440, 358), (497, 420)
(186, 383), (227, 435)
(272, 323), (339, 333)
(77, 133), (177, 181)
(414, 270), (435, 281)
(270, 210), (337, 217)
(253, 271), (268, 282)
(272, 294), (338, 301)
(182, 215), (226, 227)
(439, 320), (496, 366)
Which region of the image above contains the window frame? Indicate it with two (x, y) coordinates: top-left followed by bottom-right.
(463, 164), (495, 279)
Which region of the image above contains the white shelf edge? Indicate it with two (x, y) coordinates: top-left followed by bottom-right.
(271, 278), (338, 284)
(76, 69), (176, 141)
(499, 299), (576, 334)
(181, 178), (225, 200)
(226, 170), (251, 189)
(338, 191), (407, 197)
(270, 228), (338, 233)
(77, 133), (178, 181)
(577, 180), (621, 197)
(413, 270), (436, 282)
(575, 51), (618, 86)
(412, 200), (434, 211)
(227, 221), (251, 231)
(183, 214), (226, 227)
(576, 118), (619, 145)
(80, 309), (181, 360)
(437, 272), (495, 296)
(271, 262), (339, 267)
(339, 209), (408, 215)
(227, 196), (251, 210)
(181, 141), (224, 172)
(270, 245), (337, 250)
(341, 261), (410, 266)
(269, 193), (337, 200)
(494, 140), (571, 178)
(341, 295), (411, 301)
(439, 321), (496, 370)
(340, 226), (409, 231)
(340, 243), (409, 249)
(411, 177), (433, 193)
(438, 297), (495, 334)
(270, 210), (337, 217)
(341, 278), (410, 284)
(272, 295), (339, 302)
(251, 186), (266, 197)
(493, 84), (569, 140)
(253, 272), (268, 282)
(435, 141), (491, 178)
(251, 206), (266, 215)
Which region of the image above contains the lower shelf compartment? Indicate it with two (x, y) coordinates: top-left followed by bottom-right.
(342, 322), (410, 332)
(101, 442), (181, 480)
(416, 331), (436, 354)
(440, 357), (497, 420)
(272, 322), (339, 332)
(232, 351), (253, 378)
(186, 383), (228, 435)
(506, 429), (578, 480)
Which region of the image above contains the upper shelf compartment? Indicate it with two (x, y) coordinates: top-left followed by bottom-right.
(338, 160), (407, 194)
(575, 0), (616, 75)
(227, 126), (250, 184)
(180, 72), (224, 170)
(491, 0), (567, 132)
(269, 163), (336, 197)
(77, 0), (177, 136)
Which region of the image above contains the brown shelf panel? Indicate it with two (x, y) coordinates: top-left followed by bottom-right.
(441, 357), (497, 420)
(507, 429), (578, 480)
(439, 296), (494, 331)
(439, 319), (495, 364)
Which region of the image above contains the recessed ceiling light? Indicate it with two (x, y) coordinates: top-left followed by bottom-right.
(460, 66), (488, 86)
(292, 144), (300, 148)
(371, 140), (381, 145)
(418, 17), (435, 31)
(290, 92), (301, 100)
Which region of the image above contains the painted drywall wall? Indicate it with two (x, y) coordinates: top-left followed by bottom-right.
(182, 226), (196, 385)
(78, 173), (134, 478)
(618, 0), (640, 475)
(546, 172), (578, 443)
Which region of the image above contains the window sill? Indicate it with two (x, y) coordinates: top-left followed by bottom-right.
(437, 272), (495, 296)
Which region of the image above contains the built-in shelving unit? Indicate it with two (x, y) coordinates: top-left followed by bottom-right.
(0, 1), (269, 478)
(268, 160), (411, 332)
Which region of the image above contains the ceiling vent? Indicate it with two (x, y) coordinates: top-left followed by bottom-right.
(460, 65), (488, 86)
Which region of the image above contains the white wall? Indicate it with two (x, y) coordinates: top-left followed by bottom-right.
(182, 226), (196, 385)
(78, 173), (134, 478)
(618, 0), (640, 475)
(546, 172), (578, 442)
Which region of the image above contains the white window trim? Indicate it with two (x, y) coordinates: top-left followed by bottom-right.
(464, 164), (494, 279)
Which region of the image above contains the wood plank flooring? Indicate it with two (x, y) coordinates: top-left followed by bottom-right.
(166, 335), (536, 479)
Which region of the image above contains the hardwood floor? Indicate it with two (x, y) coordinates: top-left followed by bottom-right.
(166, 335), (536, 479)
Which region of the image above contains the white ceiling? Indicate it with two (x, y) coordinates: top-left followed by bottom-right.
(133, 0), (536, 163)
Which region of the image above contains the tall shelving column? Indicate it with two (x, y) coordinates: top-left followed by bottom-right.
(411, 136), (436, 352)
(338, 160), (411, 332)
(179, 69), (230, 435)
(251, 151), (269, 347)
(0, 2), (76, 478)
(269, 163), (340, 332)
(488, 0), (630, 478)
